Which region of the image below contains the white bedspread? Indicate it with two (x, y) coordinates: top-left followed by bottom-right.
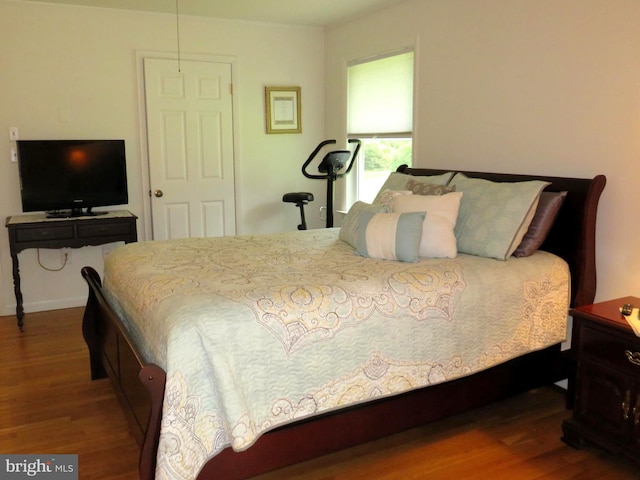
(102, 228), (570, 480)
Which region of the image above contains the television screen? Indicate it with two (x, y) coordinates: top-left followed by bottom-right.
(17, 139), (128, 217)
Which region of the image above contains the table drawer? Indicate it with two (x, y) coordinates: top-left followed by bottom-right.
(15, 225), (75, 243)
(77, 221), (133, 238)
(581, 323), (640, 374)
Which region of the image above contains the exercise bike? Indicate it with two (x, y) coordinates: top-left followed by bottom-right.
(283, 139), (361, 229)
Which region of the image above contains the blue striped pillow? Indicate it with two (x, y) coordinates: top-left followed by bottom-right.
(356, 211), (425, 262)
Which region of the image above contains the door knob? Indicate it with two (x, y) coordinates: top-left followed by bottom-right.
(154, 190), (164, 198)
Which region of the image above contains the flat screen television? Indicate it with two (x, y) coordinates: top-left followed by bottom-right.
(17, 139), (128, 218)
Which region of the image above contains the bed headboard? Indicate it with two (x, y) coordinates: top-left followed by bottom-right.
(396, 165), (606, 308)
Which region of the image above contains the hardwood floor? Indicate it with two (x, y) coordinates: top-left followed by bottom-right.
(1, 307), (638, 479)
(0, 307), (139, 479)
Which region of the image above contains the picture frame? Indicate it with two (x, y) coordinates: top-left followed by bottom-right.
(265, 86), (302, 134)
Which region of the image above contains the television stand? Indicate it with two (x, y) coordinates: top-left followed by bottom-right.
(5, 210), (137, 330)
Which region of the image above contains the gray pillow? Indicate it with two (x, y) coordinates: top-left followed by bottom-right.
(339, 201), (387, 247)
(452, 173), (550, 260)
(356, 211), (426, 263)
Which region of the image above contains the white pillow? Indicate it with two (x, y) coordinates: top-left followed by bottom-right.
(392, 192), (463, 258)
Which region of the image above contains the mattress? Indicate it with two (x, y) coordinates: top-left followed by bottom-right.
(102, 228), (570, 480)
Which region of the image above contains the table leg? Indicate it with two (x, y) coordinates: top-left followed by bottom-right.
(10, 252), (24, 330)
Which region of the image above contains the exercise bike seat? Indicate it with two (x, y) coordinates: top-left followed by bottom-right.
(282, 192), (314, 230)
(282, 192), (314, 204)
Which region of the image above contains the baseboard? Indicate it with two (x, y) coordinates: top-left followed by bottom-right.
(7, 296), (87, 316)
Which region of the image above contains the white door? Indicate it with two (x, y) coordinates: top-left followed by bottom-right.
(144, 57), (236, 240)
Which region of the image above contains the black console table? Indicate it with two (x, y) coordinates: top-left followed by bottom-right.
(5, 210), (137, 329)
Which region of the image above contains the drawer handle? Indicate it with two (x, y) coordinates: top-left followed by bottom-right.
(622, 390), (631, 421)
(625, 350), (640, 366)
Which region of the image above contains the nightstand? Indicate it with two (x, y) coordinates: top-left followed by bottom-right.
(562, 296), (640, 464)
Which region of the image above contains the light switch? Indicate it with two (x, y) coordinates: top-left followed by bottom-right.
(11, 147), (17, 163)
(9, 127), (19, 141)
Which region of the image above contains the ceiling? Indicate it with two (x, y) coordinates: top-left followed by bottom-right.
(24, 0), (405, 27)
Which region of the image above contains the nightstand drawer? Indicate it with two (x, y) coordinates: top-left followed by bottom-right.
(581, 324), (640, 374)
(15, 225), (75, 243)
(77, 221), (133, 238)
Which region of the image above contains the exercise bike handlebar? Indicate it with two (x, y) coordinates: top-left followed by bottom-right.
(302, 139), (336, 179)
(302, 139), (361, 180)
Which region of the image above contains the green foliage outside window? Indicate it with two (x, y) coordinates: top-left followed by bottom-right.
(358, 138), (412, 202)
(363, 139), (412, 172)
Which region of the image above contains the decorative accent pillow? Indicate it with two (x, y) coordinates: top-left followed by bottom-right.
(375, 189), (412, 210)
(405, 180), (456, 196)
(392, 192), (462, 258)
(339, 201), (387, 247)
(452, 173), (550, 260)
(356, 211), (426, 262)
(372, 171), (454, 204)
(513, 191), (567, 257)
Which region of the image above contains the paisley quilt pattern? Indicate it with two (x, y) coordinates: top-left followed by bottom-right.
(102, 228), (569, 480)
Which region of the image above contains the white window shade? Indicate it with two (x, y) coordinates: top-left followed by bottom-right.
(348, 51), (414, 135)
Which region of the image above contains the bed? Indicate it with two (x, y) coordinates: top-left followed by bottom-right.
(81, 166), (606, 480)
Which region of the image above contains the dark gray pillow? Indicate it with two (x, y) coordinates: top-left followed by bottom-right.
(513, 191), (567, 257)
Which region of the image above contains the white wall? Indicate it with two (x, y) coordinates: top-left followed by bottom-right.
(0, 1), (326, 316)
(4, 0), (639, 319)
(326, 0), (640, 303)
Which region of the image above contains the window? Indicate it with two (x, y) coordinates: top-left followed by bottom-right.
(347, 50), (414, 203)
(356, 137), (413, 203)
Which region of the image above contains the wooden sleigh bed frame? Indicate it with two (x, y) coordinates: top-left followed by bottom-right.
(81, 167), (606, 480)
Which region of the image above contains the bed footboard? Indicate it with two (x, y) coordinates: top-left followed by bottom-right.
(81, 266), (165, 476)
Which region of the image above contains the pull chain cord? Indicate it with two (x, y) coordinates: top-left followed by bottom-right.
(175, 0), (182, 73)
(37, 249), (68, 272)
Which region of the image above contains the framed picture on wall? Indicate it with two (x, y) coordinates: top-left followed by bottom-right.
(265, 86), (302, 134)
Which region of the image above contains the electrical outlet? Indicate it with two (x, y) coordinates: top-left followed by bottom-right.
(9, 127), (19, 141)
